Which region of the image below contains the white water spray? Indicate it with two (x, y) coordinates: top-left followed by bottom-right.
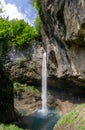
(41, 51), (48, 114)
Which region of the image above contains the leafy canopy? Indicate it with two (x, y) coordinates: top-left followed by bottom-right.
(10, 19), (36, 47)
(0, 18), (39, 48)
(0, 0), (41, 51)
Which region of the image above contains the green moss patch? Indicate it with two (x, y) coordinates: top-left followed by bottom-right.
(0, 124), (28, 130)
(54, 104), (85, 130)
(14, 82), (41, 97)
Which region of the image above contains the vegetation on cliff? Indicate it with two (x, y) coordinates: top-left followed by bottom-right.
(14, 82), (40, 98)
(54, 104), (85, 130)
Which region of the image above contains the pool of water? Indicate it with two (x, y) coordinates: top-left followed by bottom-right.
(19, 108), (61, 130)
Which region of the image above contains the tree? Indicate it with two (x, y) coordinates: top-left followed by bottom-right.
(0, 18), (39, 49)
(0, 17), (12, 61)
(10, 19), (36, 47)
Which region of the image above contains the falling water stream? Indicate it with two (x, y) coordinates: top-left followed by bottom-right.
(42, 51), (48, 114)
(19, 51), (61, 130)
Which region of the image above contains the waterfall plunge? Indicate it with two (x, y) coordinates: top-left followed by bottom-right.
(41, 51), (48, 114)
(25, 51), (61, 130)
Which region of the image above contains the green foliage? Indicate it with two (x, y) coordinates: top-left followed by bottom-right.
(0, 0), (42, 51)
(31, 0), (41, 12)
(0, 124), (27, 130)
(0, 17), (40, 50)
(0, 18), (11, 60)
(14, 82), (40, 97)
(0, 18), (12, 42)
(10, 19), (36, 48)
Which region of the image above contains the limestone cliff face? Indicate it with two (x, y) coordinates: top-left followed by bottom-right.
(6, 40), (43, 85)
(40, 0), (85, 86)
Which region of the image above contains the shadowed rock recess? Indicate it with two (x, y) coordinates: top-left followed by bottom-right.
(0, 60), (14, 123)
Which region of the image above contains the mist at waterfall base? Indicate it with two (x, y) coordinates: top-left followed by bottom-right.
(22, 52), (61, 130)
(26, 108), (60, 130)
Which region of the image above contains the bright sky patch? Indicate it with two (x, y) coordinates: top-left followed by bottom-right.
(0, 0), (37, 26)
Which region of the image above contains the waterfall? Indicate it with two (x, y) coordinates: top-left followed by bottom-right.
(42, 51), (48, 114)
(26, 51), (61, 130)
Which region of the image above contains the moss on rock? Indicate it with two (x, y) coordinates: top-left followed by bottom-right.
(54, 104), (85, 130)
(14, 82), (41, 98)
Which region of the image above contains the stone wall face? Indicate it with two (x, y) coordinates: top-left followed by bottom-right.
(5, 40), (43, 85)
(40, 0), (85, 86)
